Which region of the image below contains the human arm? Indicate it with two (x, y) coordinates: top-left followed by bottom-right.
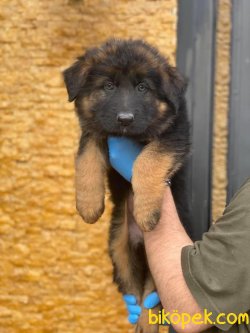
(108, 136), (250, 333)
(139, 177), (250, 333)
(144, 187), (212, 333)
(108, 136), (207, 332)
(122, 186), (212, 333)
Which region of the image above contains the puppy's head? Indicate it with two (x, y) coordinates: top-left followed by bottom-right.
(63, 38), (187, 137)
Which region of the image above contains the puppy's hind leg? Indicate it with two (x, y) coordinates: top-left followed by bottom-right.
(109, 195), (159, 333)
(136, 273), (161, 333)
(109, 198), (145, 305)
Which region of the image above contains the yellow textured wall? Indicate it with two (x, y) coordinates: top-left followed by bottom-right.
(0, 1), (176, 332)
(212, 0), (231, 221)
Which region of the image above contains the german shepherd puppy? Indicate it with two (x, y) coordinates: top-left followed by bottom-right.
(63, 38), (190, 333)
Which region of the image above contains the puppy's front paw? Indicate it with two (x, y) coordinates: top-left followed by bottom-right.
(131, 142), (173, 232)
(133, 193), (161, 232)
(75, 141), (107, 224)
(76, 189), (105, 223)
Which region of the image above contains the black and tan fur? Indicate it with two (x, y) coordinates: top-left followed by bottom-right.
(63, 38), (191, 333)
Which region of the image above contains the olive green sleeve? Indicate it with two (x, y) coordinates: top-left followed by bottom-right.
(181, 178), (250, 331)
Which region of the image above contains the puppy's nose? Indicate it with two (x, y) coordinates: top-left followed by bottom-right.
(117, 113), (134, 126)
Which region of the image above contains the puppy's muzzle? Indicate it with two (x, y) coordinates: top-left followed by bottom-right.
(117, 113), (134, 126)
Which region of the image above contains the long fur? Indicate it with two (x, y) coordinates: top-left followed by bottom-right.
(63, 38), (191, 333)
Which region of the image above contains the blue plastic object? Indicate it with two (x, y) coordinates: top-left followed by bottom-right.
(123, 294), (141, 324)
(127, 304), (142, 315)
(108, 136), (143, 182)
(144, 291), (161, 309)
(128, 314), (139, 324)
(123, 292), (161, 325)
(123, 294), (137, 305)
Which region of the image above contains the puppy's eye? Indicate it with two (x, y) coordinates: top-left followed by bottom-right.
(137, 82), (147, 93)
(104, 81), (115, 91)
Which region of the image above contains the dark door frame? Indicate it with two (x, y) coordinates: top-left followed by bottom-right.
(176, 0), (217, 240)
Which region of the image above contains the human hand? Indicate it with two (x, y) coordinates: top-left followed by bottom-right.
(109, 137), (172, 328)
(123, 291), (161, 325)
(123, 294), (141, 324)
(108, 136), (143, 182)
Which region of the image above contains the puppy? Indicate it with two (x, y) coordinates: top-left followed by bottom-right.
(63, 38), (190, 333)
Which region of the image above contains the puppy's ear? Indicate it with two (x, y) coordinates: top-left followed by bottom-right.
(164, 67), (187, 113)
(63, 60), (88, 102)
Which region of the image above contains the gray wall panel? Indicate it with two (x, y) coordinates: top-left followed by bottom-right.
(228, 0), (250, 201)
(177, 0), (217, 240)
